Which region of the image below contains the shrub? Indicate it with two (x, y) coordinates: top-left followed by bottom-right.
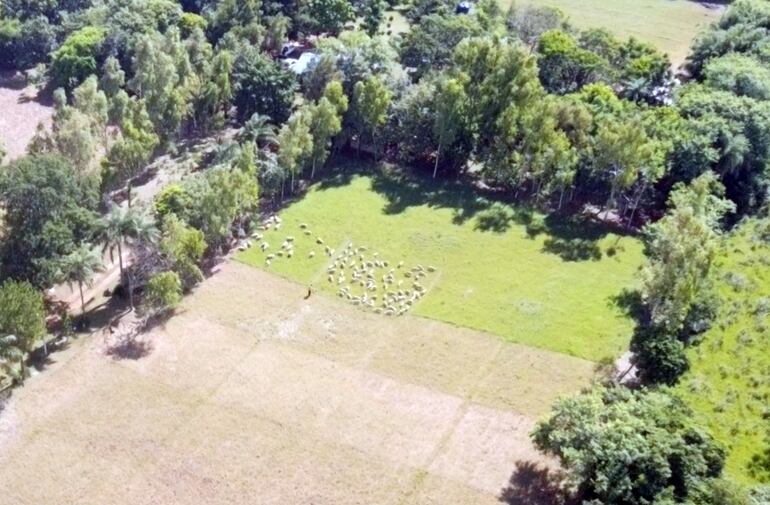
(142, 271), (182, 317)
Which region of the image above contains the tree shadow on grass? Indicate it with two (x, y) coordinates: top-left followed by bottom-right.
(610, 288), (646, 323)
(311, 157), (635, 261)
(105, 336), (154, 361)
(499, 461), (575, 505)
(538, 213), (637, 262)
(542, 237), (602, 262)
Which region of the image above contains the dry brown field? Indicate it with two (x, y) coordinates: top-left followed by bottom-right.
(0, 262), (594, 504)
(0, 71), (52, 161)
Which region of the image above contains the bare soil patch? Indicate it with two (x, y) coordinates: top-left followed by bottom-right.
(0, 262), (593, 504)
(0, 71), (52, 161)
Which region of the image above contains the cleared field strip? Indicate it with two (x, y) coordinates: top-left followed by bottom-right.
(0, 263), (593, 504)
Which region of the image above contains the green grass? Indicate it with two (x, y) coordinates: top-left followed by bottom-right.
(510, 0), (724, 64)
(675, 219), (770, 485)
(236, 164), (643, 361)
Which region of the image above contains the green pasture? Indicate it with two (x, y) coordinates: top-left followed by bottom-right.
(512, 0), (724, 64)
(675, 220), (770, 485)
(236, 164), (644, 361)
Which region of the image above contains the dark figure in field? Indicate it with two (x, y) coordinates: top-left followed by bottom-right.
(304, 287), (312, 299)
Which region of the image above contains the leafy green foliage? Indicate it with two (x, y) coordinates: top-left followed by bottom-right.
(353, 75), (391, 154)
(703, 53), (770, 101)
(160, 214), (206, 289)
(399, 13), (482, 78)
(0, 280), (46, 354)
(632, 173), (735, 385)
(142, 270), (182, 316)
(297, 0), (354, 35)
(532, 385), (725, 504)
(232, 46), (297, 123)
(0, 155), (98, 286)
(537, 29), (608, 94)
(50, 26), (105, 89)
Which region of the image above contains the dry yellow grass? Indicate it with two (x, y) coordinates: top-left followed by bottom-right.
(0, 262), (594, 504)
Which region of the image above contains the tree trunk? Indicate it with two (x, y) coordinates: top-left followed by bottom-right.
(558, 186), (565, 210)
(127, 184), (132, 209)
(280, 175), (285, 203)
(372, 129), (377, 161)
(357, 129), (362, 157)
(311, 157), (316, 180)
(78, 282), (86, 314)
(433, 143), (441, 179)
(128, 274), (134, 311)
(117, 241), (124, 279)
(626, 183), (647, 228)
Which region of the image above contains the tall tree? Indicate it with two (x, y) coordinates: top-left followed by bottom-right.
(640, 171), (734, 333)
(432, 76), (466, 178)
(308, 97), (343, 179)
(277, 108), (314, 195)
(353, 75), (391, 158)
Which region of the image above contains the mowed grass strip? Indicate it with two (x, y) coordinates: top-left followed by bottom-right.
(237, 167), (643, 361)
(511, 0), (724, 65)
(675, 220), (770, 485)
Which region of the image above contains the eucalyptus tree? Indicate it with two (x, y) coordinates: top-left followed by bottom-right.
(353, 75), (391, 158)
(432, 76), (466, 178)
(277, 108), (313, 196)
(308, 97), (343, 179)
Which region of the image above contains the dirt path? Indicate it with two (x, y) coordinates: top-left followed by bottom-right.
(0, 262), (593, 504)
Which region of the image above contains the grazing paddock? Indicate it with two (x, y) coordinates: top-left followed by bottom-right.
(0, 262), (594, 504)
(675, 220), (770, 485)
(238, 170), (643, 361)
(512, 0), (724, 65)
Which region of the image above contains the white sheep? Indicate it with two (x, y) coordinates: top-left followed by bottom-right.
(316, 237), (324, 245)
(308, 251), (316, 258)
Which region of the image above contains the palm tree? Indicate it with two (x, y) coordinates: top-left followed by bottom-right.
(239, 113), (279, 149)
(123, 211), (159, 310)
(100, 204), (134, 278)
(59, 245), (104, 314)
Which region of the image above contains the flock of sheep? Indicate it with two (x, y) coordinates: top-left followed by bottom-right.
(239, 215), (436, 316)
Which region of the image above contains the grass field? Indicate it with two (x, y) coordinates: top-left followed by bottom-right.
(509, 0), (724, 64)
(0, 262), (595, 504)
(675, 219), (770, 485)
(237, 165), (644, 361)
